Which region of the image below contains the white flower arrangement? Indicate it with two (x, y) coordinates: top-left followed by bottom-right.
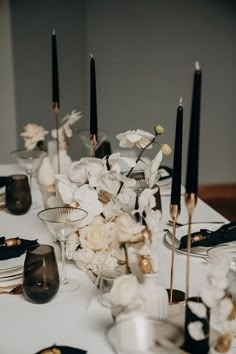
(20, 109), (82, 151)
(53, 125), (170, 284)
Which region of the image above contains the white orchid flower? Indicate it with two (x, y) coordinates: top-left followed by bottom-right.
(133, 187), (159, 216)
(74, 184), (103, 220)
(69, 158), (104, 186)
(56, 175), (78, 205)
(144, 150), (163, 188)
(116, 129), (155, 149)
(102, 200), (123, 221)
(106, 153), (136, 172)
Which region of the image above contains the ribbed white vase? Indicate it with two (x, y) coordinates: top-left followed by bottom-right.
(52, 149), (72, 175)
(142, 272), (169, 320)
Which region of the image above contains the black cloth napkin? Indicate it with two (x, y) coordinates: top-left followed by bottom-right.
(179, 221), (236, 250)
(35, 345), (87, 354)
(0, 237), (38, 261)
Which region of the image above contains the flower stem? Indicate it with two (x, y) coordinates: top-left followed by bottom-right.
(123, 242), (131, 274)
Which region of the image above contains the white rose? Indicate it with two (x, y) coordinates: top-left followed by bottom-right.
(88, 251), (118, 275)
(79, 224), (110, 251)
(110, 274), (141, 309)
(20, 123), (48, 150)
(73, 248), (95, 271)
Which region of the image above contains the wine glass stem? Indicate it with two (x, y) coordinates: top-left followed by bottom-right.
(60, 241), (68, 285)
(29, 174), (32, 190)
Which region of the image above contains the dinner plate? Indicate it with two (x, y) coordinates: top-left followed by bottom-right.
(0, 271), (23, 282)
(0, 253), (25, 272)
(0, 265), (23, 278)
(164, 223), (225, 257)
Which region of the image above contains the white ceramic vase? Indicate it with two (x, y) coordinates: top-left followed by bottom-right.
(52, 149), (72, 175)
(38, 156), (55, 187)
(142, 272), (169, 320)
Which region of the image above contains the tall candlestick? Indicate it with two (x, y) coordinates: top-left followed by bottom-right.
(184, 61), (202, 300)
(51, 29), (60, 173)
(52, 29), (60, 112)
(90, 54), (98, 138)
(171, 98), (183, 207)
(185, 61), (202, 195)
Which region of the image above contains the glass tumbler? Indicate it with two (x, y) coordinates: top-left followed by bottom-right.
(23, 244), (59, 304)
(5, 174), (32, 215)
(99, 270), (122, 308)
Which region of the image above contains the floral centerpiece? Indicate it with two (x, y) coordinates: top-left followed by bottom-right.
(51, 125), (171, 277)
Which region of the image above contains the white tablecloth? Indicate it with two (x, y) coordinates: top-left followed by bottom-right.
(0, 164), (234, 354)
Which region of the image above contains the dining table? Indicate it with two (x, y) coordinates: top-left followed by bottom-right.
(0, 163), (235, 354)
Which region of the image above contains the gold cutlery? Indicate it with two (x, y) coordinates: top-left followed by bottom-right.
(0, 284), (23, 295)
(0, 283), (21, 290)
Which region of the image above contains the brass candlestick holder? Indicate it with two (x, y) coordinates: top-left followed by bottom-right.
(184, 192), (197, 300)
(52, 102), (60, 174)
(167, 204), (185, 304)
(90, 134), (97, 157)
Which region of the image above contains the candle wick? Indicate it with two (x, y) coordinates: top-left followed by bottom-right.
(90, 53), (94, 59)
(195, 61), (200, 71)
(52, 29), (56, 35)
(179, 97), (183, 105)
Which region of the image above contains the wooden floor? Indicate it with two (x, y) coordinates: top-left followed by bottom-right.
(198, 183), (236, 221)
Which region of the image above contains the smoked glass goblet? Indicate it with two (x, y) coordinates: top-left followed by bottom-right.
(23, 244), (60, 304)
(37, 207), (88, 292)
(5, 174), (32, 215)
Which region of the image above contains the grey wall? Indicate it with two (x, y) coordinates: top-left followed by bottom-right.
(7, 0), (236, 183)
(0, 0), (17, 162)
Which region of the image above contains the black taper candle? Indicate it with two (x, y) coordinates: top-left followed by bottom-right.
(52, 30), (60, 109)
(171, 98), (183, 206)
(90, 54), (98, 137)
(186, 62), (202, 195)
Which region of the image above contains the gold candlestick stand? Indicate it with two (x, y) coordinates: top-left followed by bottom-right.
(90, 134), (97, 157)
(167, 204), (185, 304)
(52, 102), (60, 174)
(184, 192), (197, 300)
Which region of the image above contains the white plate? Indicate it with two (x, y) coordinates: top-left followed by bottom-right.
(164, 223), (225, 257)
(0, 266), (23, 278)
(0, 271), (23, 282)
(0, 253), (25, 272)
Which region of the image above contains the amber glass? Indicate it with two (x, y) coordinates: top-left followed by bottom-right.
(5, 174), (32, 215)
(23, 244), (59, 304)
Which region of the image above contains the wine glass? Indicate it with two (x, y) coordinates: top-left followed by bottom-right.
(77, 129), (108, 157)
(99, 270), (122, 308)
(5, 174), (32, 215)
(23, 244), (60, 304)
(37, 207), (88, 292)
(11, 149), (47, 210)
